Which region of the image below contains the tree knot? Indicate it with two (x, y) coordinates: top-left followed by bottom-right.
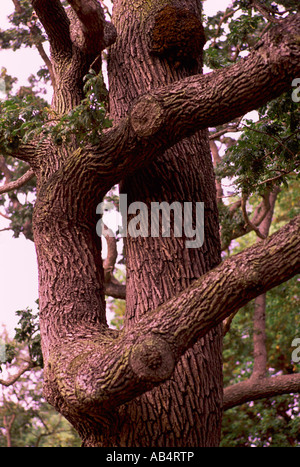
(129, 335), (175, 382)
(148, 5), (206, 69)
(130, 95), (164, 138)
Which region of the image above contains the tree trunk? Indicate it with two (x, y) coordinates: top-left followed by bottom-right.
(18, 0), (300, 448)
(106, 0), (223, 447)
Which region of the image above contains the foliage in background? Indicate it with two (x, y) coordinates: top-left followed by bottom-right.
(0, 330), (80, 447)
(221, 187), (300, 446)
(0, 68), (111, 156)
(204, 0), (300, 446)
(215, 93), (300, 197)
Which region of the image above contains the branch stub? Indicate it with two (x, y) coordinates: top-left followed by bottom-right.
(130, 95), (164, 138)
(129, 336), (175, 382)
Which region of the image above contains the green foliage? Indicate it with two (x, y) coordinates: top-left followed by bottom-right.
(221, 395), (300, 447)
(215, 93), (300, 197)
(108, 268), (126, 329)
(203, 0), (299, 70)
(0, 0), (299, 448)
(0, 68), (112, 154)
(227, 13), (263, 49)
(8, 201), (34, 240)
(222, 271), (300, 447)
(14, 304), (43, 368)
(203, 5), (265, 69)
(217, 200), (244, 249)
(110, 299), (126, 330)
(221, 181), (300, 446)
(49, 69), (112, 147)
(0, 333), (81, 447)
(0, 90), (48, 155)
(0, 0), (44, 51)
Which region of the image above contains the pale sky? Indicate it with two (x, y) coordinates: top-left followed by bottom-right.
(0, 0), (233, 335)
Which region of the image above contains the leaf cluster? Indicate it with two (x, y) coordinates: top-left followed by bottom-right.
(203, 7), (265, 69)
(203, 0), (299, 70)
(221, 394), (300, 447)
(0, 90), (48, 155)
(215, 93), (300, 197)
(0, 0), (45, 51)
(13, 305), (43, 368)
(0, 69), (112, 153)
(49, 69), (112, 147)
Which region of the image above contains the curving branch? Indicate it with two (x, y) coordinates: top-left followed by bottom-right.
(48, 215), (300, 413)
(241, 193), (268, 240)
(223, 373), (300, 410)
(251, 0), (283, 23)
(0, 362), (35, 387)
(209, 117), (243, 141)
(0, 169), (35, 195)
(10, 13), (300, 186)
(102, 224), (118, 282)
(12, 0), (55, 86)
(220, 190), (278, 251)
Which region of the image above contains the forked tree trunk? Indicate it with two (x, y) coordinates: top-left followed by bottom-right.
(26, 0), (300, 448)
(106, 0), (223, 446)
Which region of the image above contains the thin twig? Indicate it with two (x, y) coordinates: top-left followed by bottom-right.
(0, 362), (35, 387)
(241, 193), (267, 240)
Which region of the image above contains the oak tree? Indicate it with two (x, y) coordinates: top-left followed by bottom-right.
(1, 0), (300, 447)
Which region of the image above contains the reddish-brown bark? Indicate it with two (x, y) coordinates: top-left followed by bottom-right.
(5, 0), (300, 446)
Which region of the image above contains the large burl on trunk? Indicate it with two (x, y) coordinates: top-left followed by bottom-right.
(13, 0), (300, 447)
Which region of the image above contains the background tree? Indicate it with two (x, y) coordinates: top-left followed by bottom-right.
(0, 324), (80, 447)
(0, 0), (299, 447)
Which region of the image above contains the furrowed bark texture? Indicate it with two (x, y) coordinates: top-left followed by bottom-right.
(107, 0), (223, 447)
(40, 215), (300, 441)
(26, 0), (300, 447)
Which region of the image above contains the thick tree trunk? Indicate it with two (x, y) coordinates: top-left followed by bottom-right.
(106, 0), (223, 447)
(22, 0), (300, 448)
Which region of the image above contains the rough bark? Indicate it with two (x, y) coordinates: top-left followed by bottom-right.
(107, 0), (222, 447)
(8, 0), (300, 446)
(224, 374), (300, 411)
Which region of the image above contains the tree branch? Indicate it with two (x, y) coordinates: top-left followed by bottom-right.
(223, 373), (300, 410)
(252, 187), (279, 379)
(104, 281), (126, 300)
(102, 223), (126, 299)
(210, 139), (223, 202)
(0, 362), (35, 387)
(31, 0), (72, 56)
(102, 224), (118, 282)
(251, 0), (282, 23)
(0, 169), (35, 195)
(241, 193), (268, 240)
(67, 0), (116, 53)
(12, 0), (55, 86)
(220, 191), (275, 251)
(49, 215), (300, 413)
(79, 12), (300, 195)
